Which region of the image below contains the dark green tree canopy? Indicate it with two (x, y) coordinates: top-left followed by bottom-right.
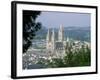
(23, 10), (41, 53)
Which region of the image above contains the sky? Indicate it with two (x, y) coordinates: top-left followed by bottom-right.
(36, 11), (91, 28)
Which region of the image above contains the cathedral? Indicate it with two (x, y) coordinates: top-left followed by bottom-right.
(46, 25), (66, 58)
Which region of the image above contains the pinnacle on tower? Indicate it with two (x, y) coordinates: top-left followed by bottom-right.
(46, 28), (51, 42)
(52, 29), (55, 41)
(58, 24), (64, 41)
(60, 24), (63, 30)
(52, 29), (55, 49)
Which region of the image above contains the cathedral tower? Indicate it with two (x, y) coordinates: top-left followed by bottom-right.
(58, 25), (64, 42)
(46, 28), (50, 42)
(51, 29), (55, 50)
(46, 28), (51, 49)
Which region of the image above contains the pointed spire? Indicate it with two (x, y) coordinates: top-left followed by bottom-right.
(52, 28), (55, 41)
(60, 24), (63, 31)
(59, 24), (64, 41)
(52, 28), (55, 49)
(46, 28), (51, 42)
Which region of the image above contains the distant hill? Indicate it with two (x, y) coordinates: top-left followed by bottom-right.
(64, 26), (90, 42)
(34, 26), (90, 42)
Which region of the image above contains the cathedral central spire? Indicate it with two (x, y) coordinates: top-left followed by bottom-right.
(58, 24), (64, 41)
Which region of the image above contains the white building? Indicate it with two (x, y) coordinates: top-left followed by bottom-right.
(46, 24), (90, 59)
(46, 25), (66, 58)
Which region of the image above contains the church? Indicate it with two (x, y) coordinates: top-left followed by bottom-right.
(46, 25), (66, 58)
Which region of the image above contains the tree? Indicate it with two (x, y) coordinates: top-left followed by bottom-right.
(40, 45), (91, 68)
(23, 10), (42, 53)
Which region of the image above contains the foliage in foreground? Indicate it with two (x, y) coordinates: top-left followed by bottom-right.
(23, 10), (42, 53)
(37, 46), (91, 68)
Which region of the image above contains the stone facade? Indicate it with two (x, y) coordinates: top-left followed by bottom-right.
(46, 25), (66, 58)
